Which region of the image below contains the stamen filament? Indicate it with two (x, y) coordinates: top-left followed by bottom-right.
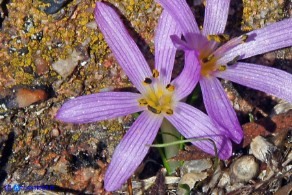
(140, 72), (175, 115)
(202, 54), (214, 63)
(147, 105), (161, 114)
(207, 34), (230, 43)
(227, 55), (240, 66)
(138, 98), (148, 106)
(143, 77), (152, 85)
(240, 34), (249, 43)
(218, 65), (227, 71)
(166, 109), (174, 115)
(152, 69), (159, 78)
(166, 84), (175, 92)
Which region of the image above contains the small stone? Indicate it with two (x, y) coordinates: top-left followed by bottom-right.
(50, 156), (68, 175)
(180, 159), (212, 176)
(271, 99), (292, 116)
(16, 88), (48, 108)
(35, 56), (50, 75)
(177, 172), (207, 195)
(51, 128), (60, 137)
(230, 155), (259, 183)
(250, 136), (276, 162)
(52, 49), (83, 79)
(218, 172), (230, 188)
(40, 0), (71, 14)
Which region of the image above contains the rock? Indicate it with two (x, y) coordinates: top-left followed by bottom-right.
(40, 0), (71, 14)
(35, 56), (50, 75)
(180, 159), (212, 176)
(177, 172), (208, 195)
(51, 128), (60, 137)
(271, 99), (292, 116)
(250, 136), (276, 162)
(52, 49), (83, 79)
(230, 155), (259, 183)
(218, 172), (230, 188)
(16, 88), (48, 108)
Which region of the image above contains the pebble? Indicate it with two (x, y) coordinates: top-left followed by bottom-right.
(51, 128), (60, 137)
(16, 88), (48, 108)
(40, 0), (71, 14)
(250, 136), (276, 162)
(52, 49), (83, 79)
(177, 172), (207, 195)
(180, 159), (212, 176)
(218, 172), (230, 188)
(230, 155), (259, 183)
(34, 56), (50, 75)
(271, 99), (292, 116)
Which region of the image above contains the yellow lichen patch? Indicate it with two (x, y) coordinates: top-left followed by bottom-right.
(242, 0), (285, 31)
(0, 0), (111, 90)
(72, 133), (81, 142)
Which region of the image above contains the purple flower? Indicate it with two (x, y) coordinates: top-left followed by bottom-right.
(56, 2), (232, 191)
(157, 0), (292, 144)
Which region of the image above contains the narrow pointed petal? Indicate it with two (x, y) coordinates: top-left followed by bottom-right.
(155, 11), (181, 85)
(200, 77), (243, 144)
(202, 0), (230, 36)
(156, 0), (200, 35)
(172, 51), (201, 101)
(56, 92), (142, 124)
(219, 18), (292, 64)
(166, 102), (232, 159)
(105, 111), (163, 191)
(215, 62), (292, 103)
(94, 2), (151, 93)
(170, 34), (192, 50)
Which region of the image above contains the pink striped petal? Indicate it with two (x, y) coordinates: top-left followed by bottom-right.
(172, 51), (201, 101)
(56, 92), (142, 124)
(104, 111), (163, 191)
(219, 18), (292, 64)
(155, 11), (181, 85)
(166, 102), (232, 159)
(215, 62), (292, 103)
(200, 77), (243, 144)
(94, 2), (151, 93)
(203, 0), (231, 36)
(156, 0), (200, 36)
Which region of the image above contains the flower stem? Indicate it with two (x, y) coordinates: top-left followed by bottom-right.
(160, 119), (181, 174)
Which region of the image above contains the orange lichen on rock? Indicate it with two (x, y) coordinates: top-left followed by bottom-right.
(16, 88), (48, 108)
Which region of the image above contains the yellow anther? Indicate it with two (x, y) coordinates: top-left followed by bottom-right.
(207, 34), (230, 43)
(240, 34), (248, 43)
(165, 109), (174, 115)
(147, 105), (162, 114)
(152, 69), (159, 78)
(138, 98), (148, 106)
(227, 55), (240, 66)
(143, 77), (152, 85)
(166, 84), (175, 92)
(202, 54), (214, 63)
(218, 65), (227, 71)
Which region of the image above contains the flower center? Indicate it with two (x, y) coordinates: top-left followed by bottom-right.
(138, 69), (175, 115)
(199, 34), (248, 77)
